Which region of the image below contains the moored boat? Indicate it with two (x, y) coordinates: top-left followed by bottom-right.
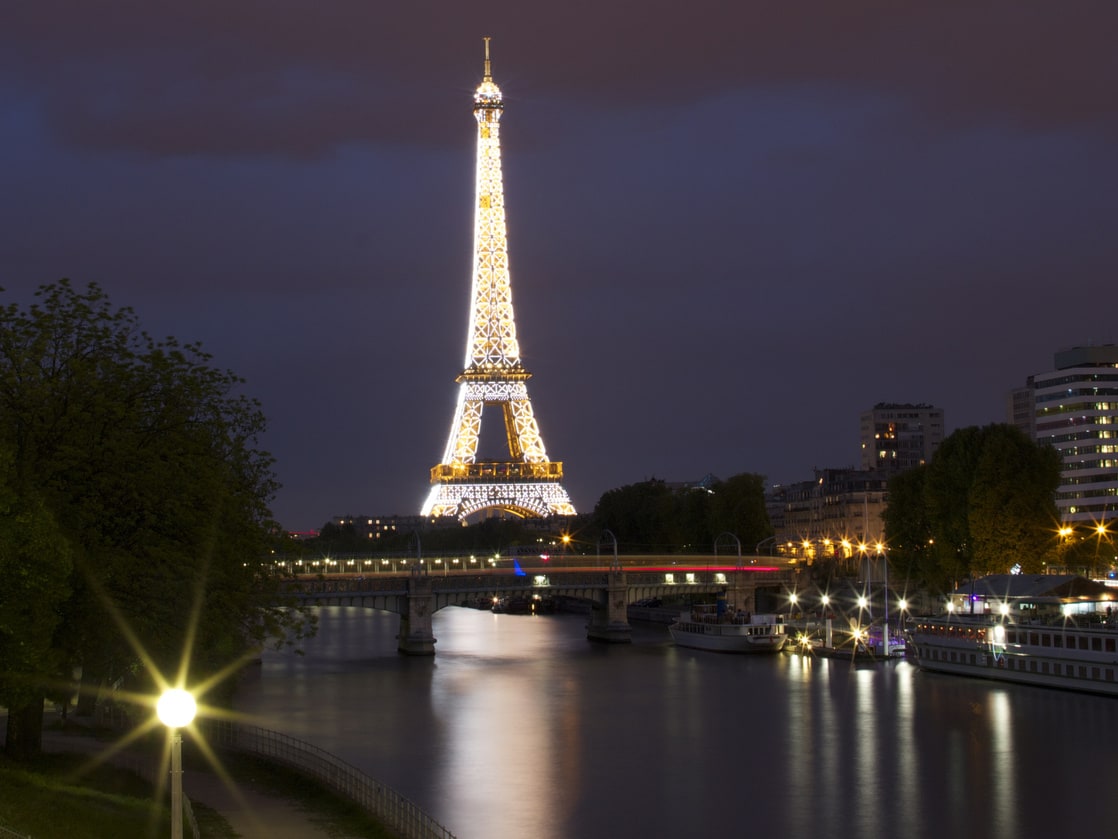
(669, 605), (787, 653)
(787, 623), (906, 661)
(907, 574), (1118, 696)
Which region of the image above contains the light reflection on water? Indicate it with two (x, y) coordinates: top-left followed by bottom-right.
(233, 607), (1118, 839)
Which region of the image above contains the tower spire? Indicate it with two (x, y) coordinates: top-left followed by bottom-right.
(483, 36), (492, 81)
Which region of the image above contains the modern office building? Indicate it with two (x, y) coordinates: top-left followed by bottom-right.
(1031, 345), (1118, 525)
(1008, 379), (1037, 440)
(859, 403), (945, 473)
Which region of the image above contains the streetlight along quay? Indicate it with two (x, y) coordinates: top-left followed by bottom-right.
(157, 688), (197, 839)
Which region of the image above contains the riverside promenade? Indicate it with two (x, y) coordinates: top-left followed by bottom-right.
(4, 712), (343, 838)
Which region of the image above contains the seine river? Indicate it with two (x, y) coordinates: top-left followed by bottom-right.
(231, 606), (1117, 839)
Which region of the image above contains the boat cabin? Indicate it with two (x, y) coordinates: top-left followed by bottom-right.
(946, 574), (1116, 621)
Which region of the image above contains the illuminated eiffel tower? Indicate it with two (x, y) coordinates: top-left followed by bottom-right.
(421, 39), (575, 521)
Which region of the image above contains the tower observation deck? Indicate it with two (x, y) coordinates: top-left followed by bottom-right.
(420, 39), (576, 521)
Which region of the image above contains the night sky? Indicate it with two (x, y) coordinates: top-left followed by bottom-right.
(4, 3), (1116, 531)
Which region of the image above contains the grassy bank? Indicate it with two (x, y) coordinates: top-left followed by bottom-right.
(0, 738), (399, 838)
(0, 751), (182, 838)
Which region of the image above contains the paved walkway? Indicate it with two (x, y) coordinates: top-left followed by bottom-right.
(6, 714), (337, 838)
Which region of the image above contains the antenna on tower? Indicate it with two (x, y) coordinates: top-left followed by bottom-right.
(483, 36), (492, 80)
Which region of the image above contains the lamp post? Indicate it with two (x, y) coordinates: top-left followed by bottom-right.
(157, 688), (197, 839)
(714, 532), (742, 570)
(598, 529), (619, 570)
(821, 594), (833, 648)
(877, 542), (889, 653)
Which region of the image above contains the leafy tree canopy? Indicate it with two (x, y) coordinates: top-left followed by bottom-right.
(884, 423), (1060, 592)
(0, 280), (310, 759)
(591, 473), (771, 554)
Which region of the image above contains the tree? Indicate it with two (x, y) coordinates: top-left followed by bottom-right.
(591, 473), (771, 554)
(885, 423), (1060, 593)
(0, 280), (309, 759)
(883, 465), (936, 588)
(707, 473), (772, 550)
(923, 426), (986, 585)
(592, 479), (679, 552)
(968, 426), (1060, 575)
(0, 467), (73, 758)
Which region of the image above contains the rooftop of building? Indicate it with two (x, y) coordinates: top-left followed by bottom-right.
(1055, 344), (1118, 370)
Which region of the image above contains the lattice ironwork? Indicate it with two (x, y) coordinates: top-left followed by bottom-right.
(421, 39), (574, 520)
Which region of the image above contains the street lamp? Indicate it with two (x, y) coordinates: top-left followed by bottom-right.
(876, 542), (889, 653)
(157, 688), (196, 839)
(598, 529), (619, 570)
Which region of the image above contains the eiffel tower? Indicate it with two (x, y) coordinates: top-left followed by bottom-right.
(421, 39), (576, 521)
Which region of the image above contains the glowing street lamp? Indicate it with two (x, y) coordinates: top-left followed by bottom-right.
(157, 688), (197, 839)
(820, 594), (833, 648)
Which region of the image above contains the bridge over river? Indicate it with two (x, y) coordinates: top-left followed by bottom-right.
(284, 555), (798, 654)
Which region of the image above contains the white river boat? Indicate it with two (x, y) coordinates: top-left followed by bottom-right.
(906, 574), (1118, 696)
(669, 606), (787, 654)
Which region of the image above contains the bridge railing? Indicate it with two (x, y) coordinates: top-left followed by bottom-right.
(204, 720), (455, 839)
(287, 566), (796, 599)
(269, 553), (794, 574)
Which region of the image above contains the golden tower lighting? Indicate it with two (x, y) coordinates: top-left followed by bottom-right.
(421, 38), (575, 520)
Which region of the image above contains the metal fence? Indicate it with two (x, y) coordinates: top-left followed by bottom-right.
(99, 741), (200, 839)
(203, 720), (455, 839)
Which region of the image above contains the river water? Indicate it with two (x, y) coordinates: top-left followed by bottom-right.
(231, 606), (1117, 839)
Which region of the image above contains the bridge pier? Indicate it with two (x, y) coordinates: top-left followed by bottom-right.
(724, 575), (758, 616)
(398, 575), (436, 656)
(586, 568), (632, 644)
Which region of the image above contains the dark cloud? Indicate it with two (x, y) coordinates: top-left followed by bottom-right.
(5, 1), (1116, 158)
